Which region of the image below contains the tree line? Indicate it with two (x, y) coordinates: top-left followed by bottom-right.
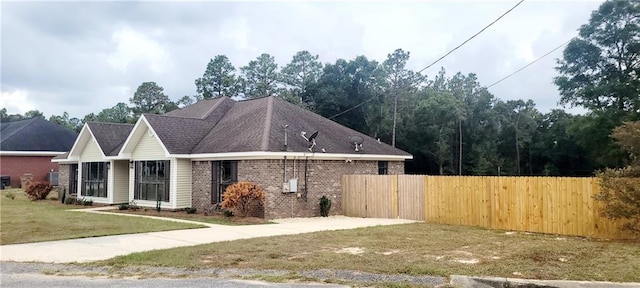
(3, 0), (638, 177)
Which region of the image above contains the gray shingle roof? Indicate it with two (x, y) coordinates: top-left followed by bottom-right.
(163, 97), (233, 121)
(87, 122), (134, 156)
(0, 118), (77, 152)
(144, 114), (214, 154)
(159, 96), (410, 156)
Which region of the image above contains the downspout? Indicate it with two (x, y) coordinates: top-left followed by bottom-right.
(304, 156), (308, 201)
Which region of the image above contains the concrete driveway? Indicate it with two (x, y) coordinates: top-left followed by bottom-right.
(0, 215), (414, 263)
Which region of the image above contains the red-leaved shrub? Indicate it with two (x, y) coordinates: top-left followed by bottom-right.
(25, 181), (53, 201)
(221, 181), (265, 217)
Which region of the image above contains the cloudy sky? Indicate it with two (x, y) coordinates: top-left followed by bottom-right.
(1, 0), (602, 119)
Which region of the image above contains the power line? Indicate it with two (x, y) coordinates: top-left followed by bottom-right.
(486, 39), (571, 89)
(328, 98), (374, 119)
(417, 0), (525, 74)
(328, 0), (525, 121)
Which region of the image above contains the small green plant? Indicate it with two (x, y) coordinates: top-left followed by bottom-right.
(64, 197), (76, 205)
(156, 199), (162, 212)
(4, 191), (15, 200)
(129, 200), (139, 210)
(223, 209), (234, 217)
(24, 181), (53, 201)
(75, 198), (84, 205)
(185, 207), (197, 214)
(320, 195), (332, 217)
(118, 203), (130, 210)
(83, 199), (93, 206)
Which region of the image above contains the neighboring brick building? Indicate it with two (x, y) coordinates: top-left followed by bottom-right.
(1, 118), (77, 187)
(54, 96), (411, 218)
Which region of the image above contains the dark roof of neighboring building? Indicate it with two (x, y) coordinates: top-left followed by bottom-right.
(0, 118), (78, 152)
(149, 96), (410, 156)
(87, 122), (134, 156)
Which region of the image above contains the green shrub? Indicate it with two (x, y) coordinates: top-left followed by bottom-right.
(223, 210), (234, 217)
(4, 191), (15, 200)
(83, 199), (93, 206)
(594, 121), (640, 234)
(64, 197), (76, 205)
(129, 200), (139, 210)
(596, 167), (640, 233)
(24, 182), (53, 201)
(118, 203), (130, 210)
(185, 207), (197, 214)
(320, 195), (332, 217)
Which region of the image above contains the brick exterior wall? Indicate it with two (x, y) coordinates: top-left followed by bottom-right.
(191, 161), (212, 213)
(58, 164), (70, 196)
(0, 156), (60, 187)
(191, 158), (404, 219)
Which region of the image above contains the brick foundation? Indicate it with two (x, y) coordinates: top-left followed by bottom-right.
(191, 159), (404, 219)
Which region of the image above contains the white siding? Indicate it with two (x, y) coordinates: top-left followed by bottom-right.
(112, 160), (130, 204)
(128, 167), (135, 203)
(174, 158), (192, 209)
(79, 139), (108, 203)
(80, 139), (104, 161)
(132, 127), (168, 160)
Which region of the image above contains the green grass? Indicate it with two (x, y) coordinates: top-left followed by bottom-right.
(0, 189), (205, 245)
(110, 209), (273, 226)
(96, 222), (640, 282)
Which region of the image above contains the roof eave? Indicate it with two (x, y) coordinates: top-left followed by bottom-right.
(1, 151), (67, 156)
(172, 151), (412, 161)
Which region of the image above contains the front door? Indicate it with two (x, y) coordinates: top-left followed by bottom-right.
(69, 164), (78, 195)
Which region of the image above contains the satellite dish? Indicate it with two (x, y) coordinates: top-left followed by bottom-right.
(350, 135), (364, 145)
(309, 131), (318, 142)
(301, 130), (319, 152)
(349, 136), (364, 152)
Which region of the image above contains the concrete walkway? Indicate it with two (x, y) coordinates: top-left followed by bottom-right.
(0, 212), (414, 263)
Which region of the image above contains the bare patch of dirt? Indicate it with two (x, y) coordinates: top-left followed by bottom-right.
(335, 247), (365, 255)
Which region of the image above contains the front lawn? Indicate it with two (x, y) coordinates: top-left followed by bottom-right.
(0, 189), (204, 245)
(109, 208), (272, 225)
(97, 222), (640, 282)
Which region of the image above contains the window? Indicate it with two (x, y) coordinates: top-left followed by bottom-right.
(211, 161), (237, 204)
(134, 160), (170, 202)
(378, 161), (389, 175)
(81, 162), (107, 197)
(69, 164), (78, 194)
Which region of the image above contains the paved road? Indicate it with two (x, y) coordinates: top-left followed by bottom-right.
(2, 273), (348, 288)
(0, 214), (415, 263)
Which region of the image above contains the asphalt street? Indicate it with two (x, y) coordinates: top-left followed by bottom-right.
(1, 273), (348, 288)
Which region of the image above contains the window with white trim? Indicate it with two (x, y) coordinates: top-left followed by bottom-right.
(134, 160), (170, 202)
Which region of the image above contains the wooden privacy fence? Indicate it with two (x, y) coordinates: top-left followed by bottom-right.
(341, 175), (636, 240)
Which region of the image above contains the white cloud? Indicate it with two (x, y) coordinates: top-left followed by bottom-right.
(106, 27), (172, 74)
(1, 0), (607, 118)
(0, 90), (36, 114)
(219, 17), (255, 52)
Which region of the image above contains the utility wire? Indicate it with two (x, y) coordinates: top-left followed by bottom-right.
(417, 0), (525, 74)
(328, 0), (525, 120)
(328, 98), (374, 119)
(486, 39), (571, 89)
